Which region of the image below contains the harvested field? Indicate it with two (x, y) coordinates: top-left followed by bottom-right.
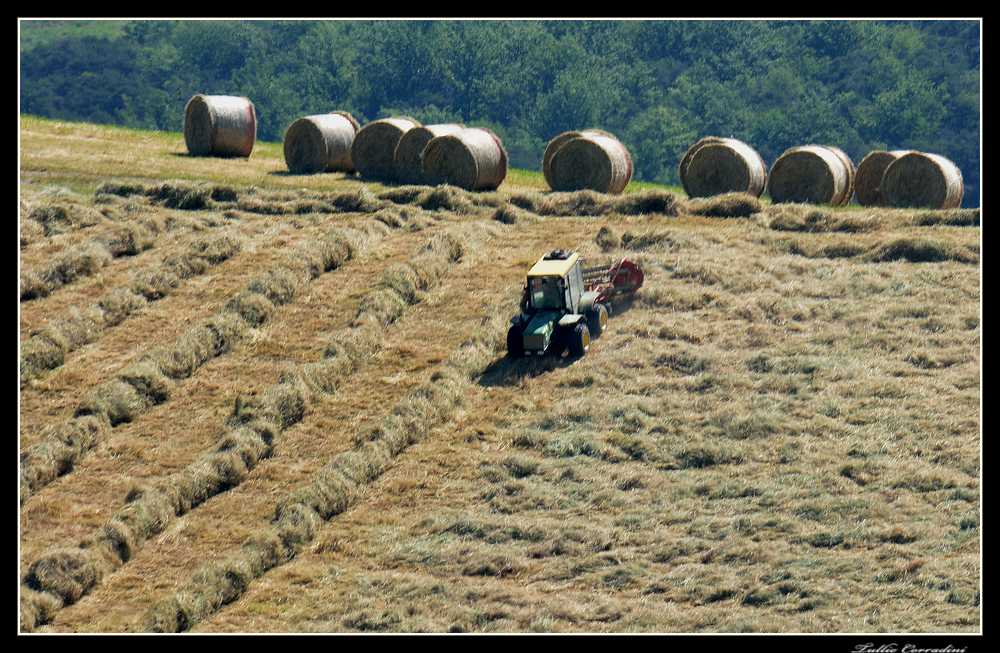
(20, 118), (980, 634)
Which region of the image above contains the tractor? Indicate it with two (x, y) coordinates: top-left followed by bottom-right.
(506, 249), (644, 358)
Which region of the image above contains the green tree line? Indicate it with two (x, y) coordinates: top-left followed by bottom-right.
(20, 20), (980, 206)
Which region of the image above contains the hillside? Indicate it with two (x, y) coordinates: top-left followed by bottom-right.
(19, 118), (980, 633)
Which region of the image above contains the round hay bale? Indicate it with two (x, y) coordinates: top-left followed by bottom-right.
(283, 112), (361, 174)
(822, 145), (856, 206)
(679, 137), (767, 198)
(766, 145), (852, 205)
(854, 150), (912, 206)
(183, 95), (257, 158)
(542, 129), (616, 189)
(350, 117), (422, 181)
(393, 123), (465, 184)
(421, 127), (508, 191)
(547, 134), (633, 195)
(881, 151), (964, 209)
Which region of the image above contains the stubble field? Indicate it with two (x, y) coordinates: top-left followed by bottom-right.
(19, 117), (981, 633)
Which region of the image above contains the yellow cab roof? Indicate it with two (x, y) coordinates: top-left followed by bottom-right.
(527, 252), (579, 278)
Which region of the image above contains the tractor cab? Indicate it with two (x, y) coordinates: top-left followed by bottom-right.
(524, 250), (584, 314)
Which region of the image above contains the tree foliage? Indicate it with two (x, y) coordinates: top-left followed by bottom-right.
(20, 20), (980, 206)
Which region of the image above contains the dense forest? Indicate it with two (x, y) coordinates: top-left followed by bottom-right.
(20, 20), (981, 206)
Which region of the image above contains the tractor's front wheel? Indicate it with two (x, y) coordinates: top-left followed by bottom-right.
(569, 323), (591, 358)
(587, 303), (609, 338)
(506, 324), (524, 358)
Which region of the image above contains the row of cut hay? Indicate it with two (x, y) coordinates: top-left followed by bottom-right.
(19, 224), (470, 632)
(767, 144), (855, 206)
(19, 215), (173, 302)
(393, 123), (465, 184)
(679, 137), (767, 198)
(546, 131), (632, 194)
(422, 127), (509, 191)
(96, 180), (240, 211)
(763, 204), (884, 234)
(184, 95), (257, 158)
(138, 292), (515, 633)
(283, 112), (361, 174)
(23, 203), (107, 240)
(19, 226), (372, 505)
(775, 234), (978, 265)
(234, 187), (385, 216)
(351, 117), (422, 181)
(96, 180), (391, 218)
(20, 233), (243, 387)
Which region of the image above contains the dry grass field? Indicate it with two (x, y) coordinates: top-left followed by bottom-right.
(19, 116), (981, 633)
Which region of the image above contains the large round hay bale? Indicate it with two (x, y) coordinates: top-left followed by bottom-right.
(350, 117), (422, 181)
(547, 134), (633, 195)
(854, 150), (912, 206)
(881, 152), (964, 209)
(678, 137), (767, 198)
(393, 124), (465, 184)
(422, 127), (508, 191)
(542, 129), (616, 189)
(183, 95), (257, 158)
(767, 145), (853, 205)
(283, 112), (361, 174)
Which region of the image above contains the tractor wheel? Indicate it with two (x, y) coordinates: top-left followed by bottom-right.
(587, 304), (609, 338)
(569, 323), (591, 358)
(506, 324), (524, 358)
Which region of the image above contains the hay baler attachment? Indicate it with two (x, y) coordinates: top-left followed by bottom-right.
(581, 257), (645, 304)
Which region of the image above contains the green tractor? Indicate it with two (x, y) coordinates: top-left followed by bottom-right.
(506, 249), (645, 358)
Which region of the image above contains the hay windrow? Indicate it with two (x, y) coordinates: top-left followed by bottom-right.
(22, 224), (477, 631)
(21, 234), (242, 386)
(394, 124), (465, 184)
(351, 117), (421, 181)
(686, 193), (763, 218)
(767, 145), (852, 205)
(139, 291), (516, 632)
(548, 134), (632, 194)
(422, 127), (508, 191)
(855, 150), (912, 206)
(284, 112), (359, 174)
(680, 138), (767, 198)
(542, 129), (616, 189)
(184, 95), (257, 158)
(20, 228), (368, 503)
(881, 152), (965, 209)
(20, 242), (112, 301)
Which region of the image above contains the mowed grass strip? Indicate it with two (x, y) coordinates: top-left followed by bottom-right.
(21, 231), (243, 387)
(19, 224), (486, 632)
(19, 195), (425, 504)
(137, 291), (515, 632)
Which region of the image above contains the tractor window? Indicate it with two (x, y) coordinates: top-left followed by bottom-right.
(530, 276), (564, 310)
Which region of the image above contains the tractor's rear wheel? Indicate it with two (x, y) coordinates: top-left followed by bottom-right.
(506, 324), (524, 358)
(569, 323), (591, 358)
(587, 303), (609, 338)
